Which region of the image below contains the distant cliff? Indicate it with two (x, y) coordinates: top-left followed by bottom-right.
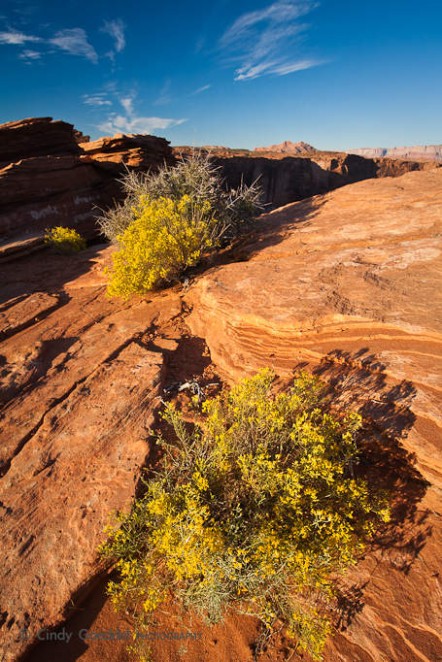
(349, 144), (442, 161)
(253, 140), (317, 155)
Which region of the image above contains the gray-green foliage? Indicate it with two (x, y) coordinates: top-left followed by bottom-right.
(96, 152), (263, 243)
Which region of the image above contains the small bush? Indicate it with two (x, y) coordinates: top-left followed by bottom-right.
(44, 226), (86, 253)
(101, 369), (389, 660)
(106, 194), (219, 297)
(97, 152), (262, 245)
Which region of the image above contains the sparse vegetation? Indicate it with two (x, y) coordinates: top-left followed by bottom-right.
(101, 369), (390, 660)
(44, 226), (86, 253)
(99, 152), (262, 296)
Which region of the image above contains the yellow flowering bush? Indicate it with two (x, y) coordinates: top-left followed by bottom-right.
(106, 194), (218, 297)
(100, 369), (390, 659)
(44, 226), (86, 253)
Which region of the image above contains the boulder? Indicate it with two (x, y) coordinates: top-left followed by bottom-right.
(80, 133), (174, 170)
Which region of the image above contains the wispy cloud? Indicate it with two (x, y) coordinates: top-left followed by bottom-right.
(102, 19), (125, 53)
(220, 0), (322, 81)
(191, 84), (211, 95)
(49, 28), (98, 63)
(154, 79), (172, 106)
(19, 48), (42, 62)
(0, 25), (99, 63)
(83, 93), (112, 107)
(0, 29), (41, 45)
(98, 94), (186, 135)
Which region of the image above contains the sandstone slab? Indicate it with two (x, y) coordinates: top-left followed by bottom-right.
(0, 246), (183, 660)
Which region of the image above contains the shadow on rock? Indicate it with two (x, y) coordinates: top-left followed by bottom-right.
(0, 243), (108, 305)
(312, 349), (431, 629)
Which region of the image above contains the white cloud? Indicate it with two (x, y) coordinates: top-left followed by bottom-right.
(236, 57), (321, 80)
(98, 92), (186, 135)
(1, 25), (102, 64)
(192, 84), (211, 95)
(102, 19), (125, 53)
(49, 28), (98, 63)
(0, 30), (41, 45)
(19, 48), (42, 62)
(83, 94), (112, 107)
(272, 59), (319, 75)
(220, 0), (322, 81)
(98, 114), (186, 135)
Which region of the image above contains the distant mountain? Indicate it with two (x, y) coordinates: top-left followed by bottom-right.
(348, 145), (442, 161)
(253, 140), (317, 155)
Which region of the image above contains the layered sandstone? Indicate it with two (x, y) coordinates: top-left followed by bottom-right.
(0, 117), (81, 164)
(186, 169), (442, 661)
(0, 118), (174, 241)
(80, 133), (173, 169)
(0, 169), (441, 662)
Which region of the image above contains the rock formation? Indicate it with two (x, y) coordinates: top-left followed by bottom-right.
(0, 117), (438, 243)
(1, 168), (441, 661)
(0, 117), (81, 163)
(80, 133), (172, 169)
(0, 118), (174, 241)
(0, 245), (184, 660)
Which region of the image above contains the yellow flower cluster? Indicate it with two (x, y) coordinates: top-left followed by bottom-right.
(106, 194), (218, 297)
(44, 226), (86, 253)
(101, 369), (390, 661)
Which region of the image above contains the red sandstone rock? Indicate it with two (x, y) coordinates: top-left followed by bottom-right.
(185, 169), (442, 661)
(0, 119), (175, 240)
(0, 117), (81, 164)
(80, 133), (174, 170)
(0, 246), (184, 659)
(1, 170), (442, 662)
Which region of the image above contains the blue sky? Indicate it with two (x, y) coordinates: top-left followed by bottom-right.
(0, 1), (441, 150)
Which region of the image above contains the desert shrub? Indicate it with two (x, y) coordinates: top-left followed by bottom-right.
(44, 226), (86, 253)
(106, 194), (219, 297)
(101, 369), (390, 660)
(97, 152), (262, 245)
(101, 153), (262, 297)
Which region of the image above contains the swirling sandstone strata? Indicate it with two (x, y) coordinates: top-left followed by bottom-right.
(186, 169), (442, 661)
